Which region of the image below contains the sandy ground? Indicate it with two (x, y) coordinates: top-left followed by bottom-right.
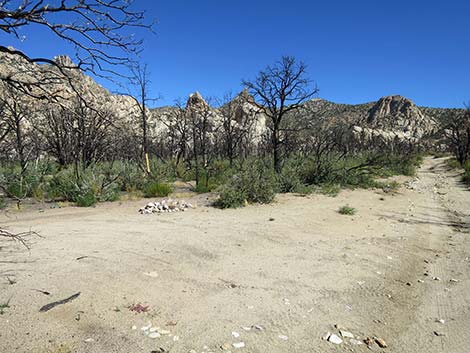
(0, 157), (469, 353)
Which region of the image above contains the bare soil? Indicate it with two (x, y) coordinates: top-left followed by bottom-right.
(0, 157), (469, 353)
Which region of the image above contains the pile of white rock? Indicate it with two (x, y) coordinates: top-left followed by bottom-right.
(139, 199), (194, 214)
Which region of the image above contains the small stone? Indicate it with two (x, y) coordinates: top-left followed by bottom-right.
(418, 279), (424, 283)
(232, 342), (245, 349)
(350, 339), (363, 345)
(149, 327), (158, 332)
(159, 329), (170, 335)
(131, 325), (137, 330)
(434, 331), (446, 337)
(241, 326), (251, 331)
(433, 276), (441, 281)
(188, 350), (197, 353)
(450, 278), (459, 282)
(84, 338), (94, 343)
(340, 330), (355, 339)
(436, 319), (445, 324)
(322, 332), (331, 340)
(406, 282), (412, 286)
(328, 334), (343, 344)
(278, 335), (288, 341)
(374, 337), (388, 348)
(252, 325), (264, 331)
(173, 335), (180, 341)
(148, 332), (161, 339)
(232, 331), (240, 338)
(221, 343), (231, 350)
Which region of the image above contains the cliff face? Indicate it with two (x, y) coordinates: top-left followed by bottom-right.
(365, 95), (437, 138)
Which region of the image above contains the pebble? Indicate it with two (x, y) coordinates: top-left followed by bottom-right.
(278, 335), (288, 341)
(350, 339), (363, 345)
(241, 326), (251, 331)
(374, 337), (388, 348)
(322, 332), (331, 340)
(232, 331), (240, 338)
(433, 277), (441, 281)
(340, 330), (355, 339)
(148, 332), (161, 339)
(232, 342), (245, 349)
(131, 325), (137, 330)
(328, 334), (343, 345)
(436, 319), (445, 324)
(450, 278), (459, 282)
(434, 331), (446, 337)
(173, 335), (180, 341)
(220, 343), (231, 350)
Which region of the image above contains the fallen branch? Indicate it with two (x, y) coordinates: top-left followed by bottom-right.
(0, 229), (42, 250)
(39, 292), (81, 312)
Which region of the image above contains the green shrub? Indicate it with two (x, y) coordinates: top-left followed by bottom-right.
(276, 159), (305, 193)
(75, 191), (97, 207)
(0, 197), (7, 210)
(215, 161), (276, 208)
(463, 162), (470, 185)
(143, 181), (173, 198)
(338, 205), (356, 215)
(215, 184), (247, 209)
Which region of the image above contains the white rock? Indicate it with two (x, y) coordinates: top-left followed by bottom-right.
(148, 332), (160, 339)
(241, 326), (251, 331)
(173, 335), (180, 341)
(340, 330), (355, 338)
(159, 329), (170, 335)
(131, 325), (137, 330)
(278, 335), (288, 341)
(232, 331), (240, 338)
(350, 339), (363, 345)
(232, 342), (245, 348)
(322, 332), (331, 340)
(328, 334), (343, 344)
(149, 327), (158, 332)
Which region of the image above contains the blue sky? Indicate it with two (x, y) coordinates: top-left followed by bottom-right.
(2, 0), (469, 108)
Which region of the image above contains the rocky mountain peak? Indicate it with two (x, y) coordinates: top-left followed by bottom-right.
(53, 55), (77, 68)
(367, 95), (425, 124)
(365, 95), (434, 137)
(186, 91), (209, 112)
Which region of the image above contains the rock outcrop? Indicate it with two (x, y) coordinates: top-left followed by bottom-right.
(365, 95), (436, 138)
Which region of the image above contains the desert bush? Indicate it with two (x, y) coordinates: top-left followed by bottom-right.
(0, 197), (6, 209)
(215, 160), (276, 208)
(75, 191), (97, 207)
(276, 158), (306, 193)
(338, 205), (356, 215)
(142, 181), (173, 198)
(463, 162), (470, 185)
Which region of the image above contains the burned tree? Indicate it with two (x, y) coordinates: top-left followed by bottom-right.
(442, 106), (470, 165)
(34, 99), (118, 168)
(0, 0), (154, 99)
(218, 91), (260, 166)
(243, 56), (318, 172)
(126, 64), (159, 174)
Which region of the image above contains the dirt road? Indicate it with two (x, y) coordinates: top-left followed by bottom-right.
(0, 157), (469, 353)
